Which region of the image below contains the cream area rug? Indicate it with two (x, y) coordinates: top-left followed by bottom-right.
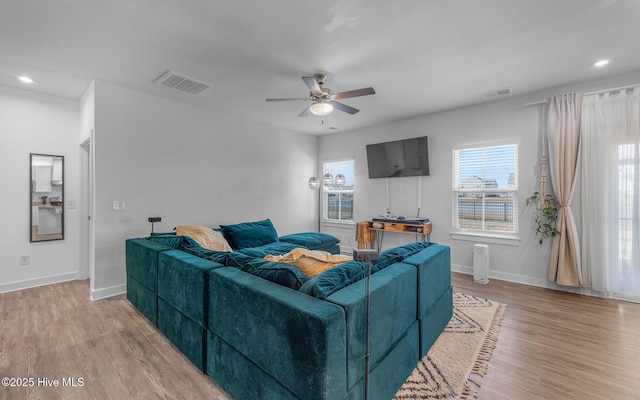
(395, 292), (507, 400)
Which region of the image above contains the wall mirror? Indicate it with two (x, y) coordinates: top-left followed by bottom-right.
(30, 153), (64, 242)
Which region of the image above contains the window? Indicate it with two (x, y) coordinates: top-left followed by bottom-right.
(452, 143), (518, 233)
(323, 159), (354, 222)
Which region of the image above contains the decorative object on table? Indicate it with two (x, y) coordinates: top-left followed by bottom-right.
(395, 292), (506, 400)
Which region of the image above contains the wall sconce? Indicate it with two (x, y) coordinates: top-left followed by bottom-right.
(308, 176), (320, 189)
(308, 171), (346, 231)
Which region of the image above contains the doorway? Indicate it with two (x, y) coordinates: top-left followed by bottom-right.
(80, 133), (95, 293)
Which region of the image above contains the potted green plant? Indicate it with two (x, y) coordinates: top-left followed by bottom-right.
(525, 192), (560, 245)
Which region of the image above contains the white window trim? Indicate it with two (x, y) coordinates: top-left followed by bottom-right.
(450, 231), (520, 246)
(452, 141), (519, 241)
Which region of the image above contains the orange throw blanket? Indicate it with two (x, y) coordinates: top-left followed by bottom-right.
(265, 248), (352, 278)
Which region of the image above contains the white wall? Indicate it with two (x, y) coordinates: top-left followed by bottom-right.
(90, 81), (318, 299)
(319, 69), (640, 294)
(0, 86), (81, 292)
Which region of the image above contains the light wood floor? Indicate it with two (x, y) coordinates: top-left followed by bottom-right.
(453, 273), (640, 400)
(1, 274), (639, 400)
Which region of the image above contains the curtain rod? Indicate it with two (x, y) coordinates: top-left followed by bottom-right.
(583, 83), (639, 96)
(523, 82), (640, 107)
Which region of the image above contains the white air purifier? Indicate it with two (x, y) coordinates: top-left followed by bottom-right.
(473, 244), (489, 284)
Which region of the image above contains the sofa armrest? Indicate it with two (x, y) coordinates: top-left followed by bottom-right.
(402, 244), (451, 317)
(126, 238), (173, 291)
(208, 268), (347, 400)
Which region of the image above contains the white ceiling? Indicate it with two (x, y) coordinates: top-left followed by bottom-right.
(2, 0), (640, 135)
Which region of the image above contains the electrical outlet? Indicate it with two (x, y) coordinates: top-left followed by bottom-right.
(20, 255), (30, 265)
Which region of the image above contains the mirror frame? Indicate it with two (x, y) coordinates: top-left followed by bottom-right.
(30, 153), (64, 242)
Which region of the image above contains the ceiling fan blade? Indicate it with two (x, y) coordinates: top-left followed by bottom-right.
(301, 76), (322, 96)
(332, 101), (359, 114)
(298, 105), (312, 117)
(265, 97), (308, 102)
(333, 87), (375, 100)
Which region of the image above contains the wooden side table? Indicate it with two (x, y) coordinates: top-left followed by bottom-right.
(362, 220), (432, 251)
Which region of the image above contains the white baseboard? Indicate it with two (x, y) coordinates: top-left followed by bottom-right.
(0, 272), (79, 294)
(452, 263), (607, 298)
(90, 284), (126, 301)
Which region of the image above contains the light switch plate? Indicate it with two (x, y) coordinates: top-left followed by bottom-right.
(112, 201), (125, 211)
(67, 199), (76, 209)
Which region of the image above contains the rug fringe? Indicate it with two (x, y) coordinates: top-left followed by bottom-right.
(460, 303), (506, 399)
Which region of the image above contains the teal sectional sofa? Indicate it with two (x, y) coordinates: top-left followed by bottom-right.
(125, 220), (452, 400)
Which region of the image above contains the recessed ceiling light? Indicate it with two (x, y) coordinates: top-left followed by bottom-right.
(593, 59), (610, 67)
(18, 75), (35, 83)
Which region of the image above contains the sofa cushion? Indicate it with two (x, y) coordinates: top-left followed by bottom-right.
(177, 236), (230, 264)
(278, 232), (340, 249)
(298, 256), (398, 299)
(158, 298), (208, 372)
(235, 241), (299, 258)
(146, 234), (183, 249)
(226, 253), (308, 290)
(378, 241), (432, 262)
(264, 248), (352, 278)
(175, 225), (233, 252)
(126, 275), (158, 325)
(220, 219), (279, 250)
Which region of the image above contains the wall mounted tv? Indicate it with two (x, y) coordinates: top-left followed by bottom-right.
(366, 136), (430, 179)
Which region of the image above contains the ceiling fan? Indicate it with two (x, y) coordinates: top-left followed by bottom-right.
(265, 73), (375, 117)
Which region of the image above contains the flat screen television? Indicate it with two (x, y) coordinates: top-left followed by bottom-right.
(366, 136), (430, 178)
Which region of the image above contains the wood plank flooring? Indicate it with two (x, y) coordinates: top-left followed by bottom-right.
(0, 280), (228, 400)
(1, 274), (639, 400)
(453, 273), (640, 400)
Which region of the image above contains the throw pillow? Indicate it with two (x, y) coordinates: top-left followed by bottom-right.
(220, 219), (279, 250)
(174, 225), (233, 252)
(225, 252), (308, 290)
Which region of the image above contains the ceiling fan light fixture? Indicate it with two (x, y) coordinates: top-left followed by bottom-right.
(310, 101), (333, 116)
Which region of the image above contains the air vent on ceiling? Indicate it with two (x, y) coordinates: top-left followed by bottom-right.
(481, 88), (512, 99)
(153, 70), (210, 95)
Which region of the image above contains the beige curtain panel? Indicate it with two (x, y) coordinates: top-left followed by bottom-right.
(546, 93), (583, 287)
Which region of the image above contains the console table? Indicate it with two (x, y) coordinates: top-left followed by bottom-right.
(358, 220), (432, 251)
